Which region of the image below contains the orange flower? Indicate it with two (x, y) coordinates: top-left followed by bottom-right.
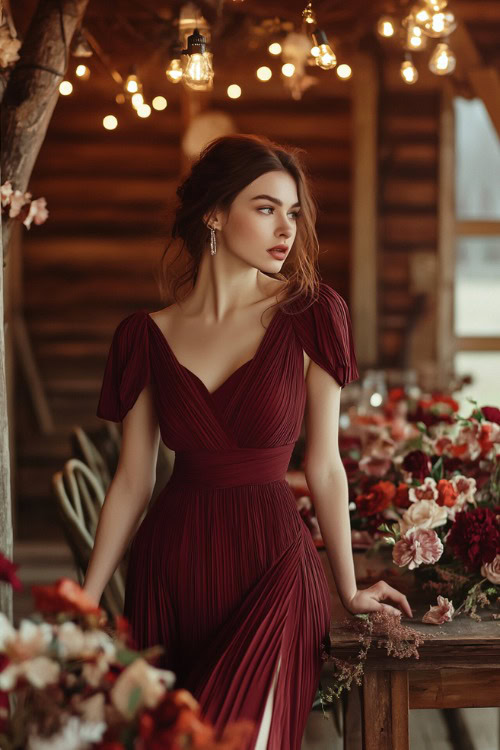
(355, 481), (396, 516)
(436, 479), (459, 507)
(31, 577), (102, 616)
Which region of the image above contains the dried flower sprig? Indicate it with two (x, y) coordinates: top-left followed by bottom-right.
(1, 180), (48, 229)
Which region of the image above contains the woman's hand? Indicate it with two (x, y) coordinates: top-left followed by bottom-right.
(345, 581), (413, 618)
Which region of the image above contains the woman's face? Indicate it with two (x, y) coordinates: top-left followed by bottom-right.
(214, 170), (301, 272)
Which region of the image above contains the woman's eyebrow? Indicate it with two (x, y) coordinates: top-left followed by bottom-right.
(251, 194), (301, 208)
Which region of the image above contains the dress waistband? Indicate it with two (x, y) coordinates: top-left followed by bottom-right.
(168, 444), (294, 489)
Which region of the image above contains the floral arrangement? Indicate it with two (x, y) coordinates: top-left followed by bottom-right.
(287, 393), (500, 624)
(0, 554), (253, 750)
(1, 181), (49, 230)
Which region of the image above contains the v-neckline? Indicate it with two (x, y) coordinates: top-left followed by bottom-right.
(144, 306), (282, 397)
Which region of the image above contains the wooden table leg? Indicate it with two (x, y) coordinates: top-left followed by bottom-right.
(361, 671), (409, 750)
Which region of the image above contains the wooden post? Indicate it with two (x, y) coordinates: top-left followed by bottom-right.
(351, 51), (379, 368)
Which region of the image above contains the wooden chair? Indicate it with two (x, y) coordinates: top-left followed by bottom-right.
(52, 458), (125, 617)
(71, 426), (112, 491)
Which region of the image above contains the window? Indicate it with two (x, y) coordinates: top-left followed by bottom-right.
(452, 98), (500, 410)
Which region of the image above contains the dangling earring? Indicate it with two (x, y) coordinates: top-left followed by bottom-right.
(210, 226), (217, 256)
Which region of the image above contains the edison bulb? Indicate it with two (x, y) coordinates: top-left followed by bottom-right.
(405, 22), (427, 50)
(152, 96), (167, 111)
(422, 9), (457, 37)
(183, 52), (213, 90)
(377, 16), (395, 37)
(429, 42), (456, 75)
(131, 92), (144, 108)
(316, 43), (337, 70)
(75, 64), (90, 79)
(137, 103), (151, 118)
(268, 42), (282, 55)
(401, 59), (419, 84)
(310, 45), (320, 57)
(166, 58), (183, 83)
(227, 84), (241, 98)
(281, 63), (295, 77)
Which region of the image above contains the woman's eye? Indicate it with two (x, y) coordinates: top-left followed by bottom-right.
(258, 207), (300, 219)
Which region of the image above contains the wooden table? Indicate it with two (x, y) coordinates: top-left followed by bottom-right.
(320, 550), (500, 750)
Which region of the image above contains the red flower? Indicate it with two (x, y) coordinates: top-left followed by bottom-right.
(355, 481), (396, 517)
(31, 577), (102, 615)
(394, 483), (411, 509)
(0, 552), (23, 591)
(402, 451), (431, 482)
(388, 387), (406, 402)
(482, 406), (500, 425)
(436, 479), (459, 508)
(447, 507), (500, 572)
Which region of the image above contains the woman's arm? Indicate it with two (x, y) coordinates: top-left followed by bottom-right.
(83, 384), (160, 603)
(304, 360), (412, 618)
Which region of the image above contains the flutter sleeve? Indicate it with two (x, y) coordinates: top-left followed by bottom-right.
(292, 282), (360, 387)
(96, 311), (151, 422)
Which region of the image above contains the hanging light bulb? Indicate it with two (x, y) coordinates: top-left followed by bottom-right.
(181, 28), (214, 91)
(166, 42), (183, 84)
(429, 41), (456, 74)
(403, 16), (428, 50)
(310, 45), (320, 57)
(412, 2), (432, 26)
(428, 0), (449, 9)
(256, 66), (272, 81)
(311, 29), (336, 70)
(103, 115), (118, 130)
(75, 64), (90, 79)
(421, 8), (457, 37)
(125, 70), (140, 93)
(281, 63), (295, 77)
(131, 92), (144, 109)
(302, 2), (317, 25)
(268, 42), (282, 55)
(377, 15), (396, 38)
(400, 54), (419, 84)
(59, 80), (73, 95)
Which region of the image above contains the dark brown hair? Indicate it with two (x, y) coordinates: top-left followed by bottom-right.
(157, 134), (321, 314)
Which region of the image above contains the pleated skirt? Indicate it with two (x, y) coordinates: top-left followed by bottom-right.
(124, 479), (331, 749)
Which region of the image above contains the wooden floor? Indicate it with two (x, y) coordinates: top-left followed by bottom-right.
(12, 541), (500, 750)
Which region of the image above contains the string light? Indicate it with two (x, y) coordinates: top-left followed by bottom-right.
(59, 81), (73, 95)
(75, 64), (90, 79)
(336, 63), (352, 80)
(268, 42), (282, 55)
(428, 41), (456, 74)
(227, 84), (241, 98)
(256, 66), (272, 81)
(281, 63), (295, 77)
(136, 103), (151, 118)
(181, 28), (214, 91)
(310, 45), (320, 57)
(103, 115), (118, 130)
(405, 22), (427, 50)
(166, 58), (183, 83)
(419, 8), (457, 37)
(302, 2), (317, 25)
(401, 55), (419, 84)
(131, 92), (144, 108)
(311, 29), (336, 70)
(377, 16), (396, 38)
(152, 96), (167, 110)
(125, 71), (140, 93)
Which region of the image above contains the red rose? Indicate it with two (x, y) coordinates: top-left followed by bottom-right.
(482, 406), (500, 425)
(31, 577), (102, 615)
(394, 483), (411, 509)
(0, 552), (23, 591)
(447, 507), (500, 572)
(355, 481), (396, 517)
(402, 450), (431, 482)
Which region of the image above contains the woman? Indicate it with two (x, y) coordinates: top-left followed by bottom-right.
(84, 134), (412, 749)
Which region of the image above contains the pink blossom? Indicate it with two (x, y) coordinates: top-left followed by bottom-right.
(422, 596), (455, 624)
(23, 197), (49, 229)
(392, 527), (444, 570)
(481, 554), (500, 585)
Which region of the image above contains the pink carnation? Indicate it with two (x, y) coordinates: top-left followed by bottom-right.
(392, 527), (443, 570)
(422, 595), (455, 625)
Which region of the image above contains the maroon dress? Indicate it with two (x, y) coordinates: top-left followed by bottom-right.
(96, 281), (359, 749)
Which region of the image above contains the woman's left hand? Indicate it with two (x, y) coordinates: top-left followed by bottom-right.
(345, 580), (413, 618)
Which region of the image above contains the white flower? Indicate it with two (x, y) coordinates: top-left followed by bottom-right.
(0, 663), (21, 690)
(8, 189), (30, 218)
(23, 655), (60, 688)
(56, 621), (86, 659)
(82, 653), (111, 688)
(23, 197), (49, 229)
(481, 555), (500, 585)
(75, 692), (106, 723)
(27, 716), (106, 750)
(399, 499), (448, 534)
(83, 629), (116, 659)
(408, 477), (438, 503)
(5, 619), (53, 661)
(0, 27), (21, 68)
(0, 180), (13, 207)
(110, 657), (175, 719)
